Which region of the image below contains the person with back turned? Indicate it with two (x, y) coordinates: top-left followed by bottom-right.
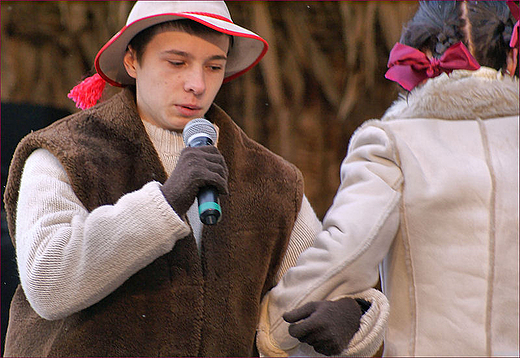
(3, 1), (389, 356)
(257, 1), (519, 356)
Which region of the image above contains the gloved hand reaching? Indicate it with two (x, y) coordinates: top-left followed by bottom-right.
(283, 297), (368, 356)
(160, 145), (229, 217)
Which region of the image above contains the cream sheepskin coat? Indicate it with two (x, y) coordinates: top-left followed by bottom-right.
(257, 67), (519, 357)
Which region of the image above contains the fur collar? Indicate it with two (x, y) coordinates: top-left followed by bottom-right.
(382, 67), (519, 121)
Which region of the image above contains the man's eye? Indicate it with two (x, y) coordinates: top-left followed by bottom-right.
(208, 65), (224, 71)
(168, 61), (185, 67)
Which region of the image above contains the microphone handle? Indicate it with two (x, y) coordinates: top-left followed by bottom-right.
(188, 136), (222, 225)
(197, 186), (221, 225)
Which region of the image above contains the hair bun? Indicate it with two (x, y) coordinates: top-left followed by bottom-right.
(502, 23), (513, 44)
(434, 33), (457, 56)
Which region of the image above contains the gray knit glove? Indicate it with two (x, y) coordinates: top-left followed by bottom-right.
(160, 145), (228, 217)
(283, 297), (366, 356)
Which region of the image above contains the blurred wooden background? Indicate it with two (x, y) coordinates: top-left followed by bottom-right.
(1, 1), (418, 218)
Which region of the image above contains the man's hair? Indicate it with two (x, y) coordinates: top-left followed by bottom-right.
(400, 1), (517, 75)
(128, 19), (233, 64)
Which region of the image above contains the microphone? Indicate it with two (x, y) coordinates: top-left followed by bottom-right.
(182, 118), (222, 225)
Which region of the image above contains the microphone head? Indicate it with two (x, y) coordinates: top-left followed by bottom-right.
(183, 118), (217, 146)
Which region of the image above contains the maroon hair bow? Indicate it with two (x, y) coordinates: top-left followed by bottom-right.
(507, 1), (519, 48)
(507, 0), (519, 20)
(511, 21), (519, 48)
(385, 42), (480, 91)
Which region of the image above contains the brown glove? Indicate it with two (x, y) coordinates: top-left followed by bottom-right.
(283, 297), (366, 356)
(160, 145), (228, 217)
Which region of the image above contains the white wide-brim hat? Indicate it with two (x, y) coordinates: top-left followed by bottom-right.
(94, 1), (268, 86)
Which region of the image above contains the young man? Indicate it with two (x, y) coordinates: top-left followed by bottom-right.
(258, 1), (519, 356)
(3, 2), (387, 356)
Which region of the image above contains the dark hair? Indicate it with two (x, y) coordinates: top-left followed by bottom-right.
(466, 1), (516, 71)
(128, 19), (232, 64)
(400, 1), (517, 74)
(400, 1), (465, 58)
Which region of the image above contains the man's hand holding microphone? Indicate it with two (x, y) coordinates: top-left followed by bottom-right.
(160, 118), (228, 225)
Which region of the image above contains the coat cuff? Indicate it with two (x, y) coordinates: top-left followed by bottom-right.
(341, 288), (389, 357)
(256, 288), (389, 357)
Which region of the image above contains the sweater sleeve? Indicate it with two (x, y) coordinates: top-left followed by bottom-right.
(15, 148), (191, 320)
(274, 195), (321, 284)
(257, 123), (402, 357)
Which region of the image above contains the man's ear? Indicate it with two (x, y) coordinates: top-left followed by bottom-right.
(506, 48), (518, 77)
(123, 47), (138, 79)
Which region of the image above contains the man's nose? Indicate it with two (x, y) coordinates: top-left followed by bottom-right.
(184, 66), (206, 95)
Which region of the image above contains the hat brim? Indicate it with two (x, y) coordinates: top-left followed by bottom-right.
(95, 13), (268, 87)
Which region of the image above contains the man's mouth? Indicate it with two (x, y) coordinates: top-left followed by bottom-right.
(176, 104), (203, 116)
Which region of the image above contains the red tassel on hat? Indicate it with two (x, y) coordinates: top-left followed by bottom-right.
(67, 73), (106, 110)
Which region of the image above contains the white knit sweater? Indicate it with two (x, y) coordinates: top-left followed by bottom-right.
(15, 120), (321, 321)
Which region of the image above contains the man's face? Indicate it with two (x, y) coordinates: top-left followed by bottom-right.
(124, 29), (229, 131)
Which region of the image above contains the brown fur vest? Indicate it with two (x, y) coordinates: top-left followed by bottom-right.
(3, 89), (303, 357)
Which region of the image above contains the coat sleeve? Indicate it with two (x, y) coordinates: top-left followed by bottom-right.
(15, 148), (191, 320)
(257, 122), (402, 357)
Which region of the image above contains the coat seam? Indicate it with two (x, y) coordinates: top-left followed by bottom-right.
(477, 117), (497, 357)
(399, 188), (417, 356)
